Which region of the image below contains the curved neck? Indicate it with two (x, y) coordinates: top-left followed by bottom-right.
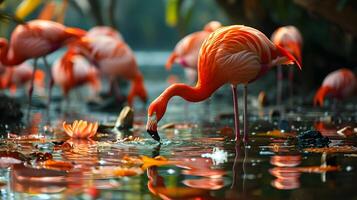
(0, 39), (23, 66)
(161, 83), (217, 103)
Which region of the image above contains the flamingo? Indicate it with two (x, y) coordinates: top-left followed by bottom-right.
(86, 26), (123, 41)
(166, 21), (221, 83)
(146, 25), (301, 142)
(74, 36), (148, 106)
(52, 48), (100, 100)
(0, 62), (45, 95)
(0, 19), (86, 116)
(314, 68), (356, 107)
(271, 26), (303, 105)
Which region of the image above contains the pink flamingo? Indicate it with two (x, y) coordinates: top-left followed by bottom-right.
(166, 21), (221, 83)
(146, 25), (301, 142)
(86, 26), (123, 41)
(74, 36), (148, 106)
(314, 68), (356, 107)
(0, 19), (86, 115)
(0, 62), (45, 95)
(271, 26), (303, 105)
(52, 48), (100, 99)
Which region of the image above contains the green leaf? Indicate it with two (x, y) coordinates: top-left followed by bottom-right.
(165, 0), (179, 27)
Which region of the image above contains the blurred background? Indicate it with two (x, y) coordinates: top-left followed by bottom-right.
(1, 0), (357, 98)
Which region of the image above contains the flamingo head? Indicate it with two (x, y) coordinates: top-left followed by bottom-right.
(313, 86), (333, 107)
(203, 21), (222, 32)
(146, 98), (168, 142)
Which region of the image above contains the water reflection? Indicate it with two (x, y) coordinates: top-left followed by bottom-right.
(270, 155), (302, 167)
(182, 178), (224, 190)
(62, 139), (98, 167)
(147, 166), (209, 199)
(269, 155), (302, 190)
(10, 164), (67, 194)
(269, 153), (340, 190)
(0, 104), (355, 199)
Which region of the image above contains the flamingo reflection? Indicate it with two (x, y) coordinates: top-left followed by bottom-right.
(147, 166), (209, 200)
(269, 155), (302, 190)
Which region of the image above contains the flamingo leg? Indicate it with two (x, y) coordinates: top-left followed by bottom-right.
(276, 65), (282, 105)
(43, 57), (53, 121)
(243, 84), (248, 142)
(27, 58), (38, 120)
(63, 93), (70, 114)
(231, 84), (240, 142)
(288, 67), (294, 106)
(110, 77), (122, 100)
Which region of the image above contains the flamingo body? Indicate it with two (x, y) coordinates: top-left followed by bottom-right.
(52, 49), (100, 96)
(147, 25), (301, 141)
(0, 19), (86, 118)
(166, 21), (222, 70)
(0, 62), (44, 93)
(271, 26), (303, 104)
(314, 68), (356, 106)
(0, 20), (86, 65)
(271, 26), (302, 63)
(75, 36), (147, 105)
(87, 26), (123, 41)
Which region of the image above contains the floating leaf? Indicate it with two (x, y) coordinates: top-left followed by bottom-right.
(304, 146), (357, 153)
(92, 166), (143, 178)
(141, 156), (178, 170)
(39, 160), (74, 171)
(296, 165), (340, 173)
(152, 187), (207, 198)
(257, 130), (295, 138)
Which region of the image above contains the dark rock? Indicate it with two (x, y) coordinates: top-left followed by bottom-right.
(269, 109), (281, 119)
(114, 106), (134, 130)
(297, 130), (330, 148)
(0, 94), (23, 123)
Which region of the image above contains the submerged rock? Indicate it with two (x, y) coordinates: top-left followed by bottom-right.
(114, 106), (134, 130)
(269, 109), (281, 119)
(297, 130), (330, 148)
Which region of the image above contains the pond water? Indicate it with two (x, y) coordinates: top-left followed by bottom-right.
(0, 51), (356, 200)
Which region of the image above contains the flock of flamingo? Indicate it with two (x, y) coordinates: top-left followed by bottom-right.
(0, 17), (356, 143)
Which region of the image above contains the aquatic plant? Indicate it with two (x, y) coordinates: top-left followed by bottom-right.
(63, 120), (98, 139)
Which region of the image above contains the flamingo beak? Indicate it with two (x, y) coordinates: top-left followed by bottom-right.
(146, 113), (161, 142)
